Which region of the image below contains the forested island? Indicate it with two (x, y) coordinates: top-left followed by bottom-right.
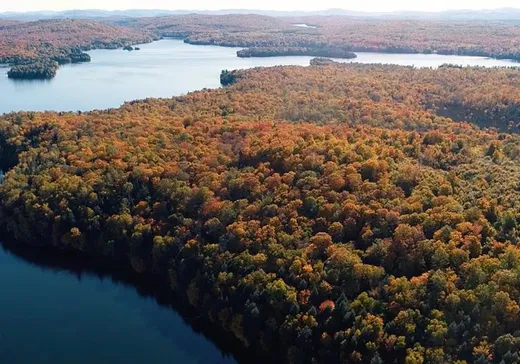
(237, 47), (357, 59)
(2, 63), (520, 363)
(7, 60), (59, 79)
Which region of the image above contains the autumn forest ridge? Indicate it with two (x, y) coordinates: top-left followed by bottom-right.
(2, 11), (520, 364)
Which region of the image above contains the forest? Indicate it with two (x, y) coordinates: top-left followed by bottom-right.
(127, 14), (520, 60)
(237, 47), (357, 59)
(1, 62), (520, 363)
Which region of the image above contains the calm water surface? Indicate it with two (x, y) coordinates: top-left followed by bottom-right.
(293, 23), (317, 28)
(0, 244), (236, 364)
(0, 38), (518, 363)
(0, 38), (517, 114)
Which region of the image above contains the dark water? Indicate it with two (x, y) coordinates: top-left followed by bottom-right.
(0, 39), (517, 114)
(0, 243), (238, 364)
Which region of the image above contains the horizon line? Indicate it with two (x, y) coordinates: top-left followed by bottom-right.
(2, 7), (520, 15)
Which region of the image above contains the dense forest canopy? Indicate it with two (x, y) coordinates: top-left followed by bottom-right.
(0, 19), (154, 60)
(211, 63), (520, 133)
(126, 14), (520, 60)
(2, 63), (520, 363)
(7, 59), (59, 79)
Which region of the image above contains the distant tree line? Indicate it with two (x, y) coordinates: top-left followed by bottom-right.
(237, 47), (357, 59)
(127, 14), (520, 61)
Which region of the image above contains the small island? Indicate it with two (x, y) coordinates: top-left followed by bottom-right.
(310, 57), (341, 66)
(237, 47), (358, 59)
(7, 60), (59, 80)
(123, 45), (134, 51)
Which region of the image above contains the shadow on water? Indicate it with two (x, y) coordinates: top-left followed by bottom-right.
(0, 239), (257, 364)
(7, 78), (54, 85)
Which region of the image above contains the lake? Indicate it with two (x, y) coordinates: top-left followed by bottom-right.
(0, 38), (517, 114)
(0, 242), (238, 364)
(0, 37), (519, 363)
(293, 23), (317, 28)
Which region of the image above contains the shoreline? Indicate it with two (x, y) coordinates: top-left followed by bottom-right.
(0, 235), (272, 364)
(1, 37), (158, 80)
(5, 36), (520, 81)
(0, 39), (518, 116)
(182, 38), (520, 63)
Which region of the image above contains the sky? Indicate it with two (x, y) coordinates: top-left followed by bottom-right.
(1, 0), (519, 13)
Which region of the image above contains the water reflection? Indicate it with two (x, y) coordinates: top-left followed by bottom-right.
(0, 240), (242, 364)
(8, 78), (53, 85)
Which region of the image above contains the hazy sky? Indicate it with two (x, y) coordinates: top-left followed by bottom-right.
(1, 0), (519, 13)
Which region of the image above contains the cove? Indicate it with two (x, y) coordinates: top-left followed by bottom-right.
(0, 38), (518, 115)
(0, 241), (239, 364)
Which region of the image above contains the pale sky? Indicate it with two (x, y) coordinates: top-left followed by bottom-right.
(1, 0), (519, 13)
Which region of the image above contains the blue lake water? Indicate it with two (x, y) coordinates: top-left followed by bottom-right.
(0, 38), (517, 114)
(0, 243), (237, 364)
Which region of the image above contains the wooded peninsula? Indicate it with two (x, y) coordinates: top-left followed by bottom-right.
(2, 61), (520, 363)
(0, 19), (156, 79)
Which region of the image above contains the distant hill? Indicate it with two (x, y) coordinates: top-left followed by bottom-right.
(0, 9), (374, 20)
(388, 8), (520, 21)
(1, 8), (520, 21)
(0, 9), (179, 21)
